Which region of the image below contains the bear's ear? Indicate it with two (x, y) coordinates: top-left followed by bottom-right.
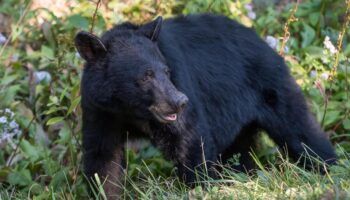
(139, 16), (163, 41)
(74, 31), (107, 62)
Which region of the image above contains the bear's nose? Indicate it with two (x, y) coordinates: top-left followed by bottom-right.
(174, 94), (189, 112)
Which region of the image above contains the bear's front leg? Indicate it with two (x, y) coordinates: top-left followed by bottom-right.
(153, 129), (217, 186)
(175, 137), (218, 186)
(82, 109), (125, 199)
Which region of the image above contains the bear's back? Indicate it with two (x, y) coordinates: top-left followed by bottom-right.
(157, 14), (291, 149)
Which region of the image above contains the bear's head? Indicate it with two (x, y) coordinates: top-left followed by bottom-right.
(75, 17), (188, 124)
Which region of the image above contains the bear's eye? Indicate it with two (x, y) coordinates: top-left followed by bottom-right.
(142, 70), (154, 82)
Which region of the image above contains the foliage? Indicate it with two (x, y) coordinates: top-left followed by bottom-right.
(0, 0), (349, 199)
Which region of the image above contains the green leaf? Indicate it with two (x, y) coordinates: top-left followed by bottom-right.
(7, 169), (32, 186)
(50, 169), (68, 190)
(0, 85), (20, 106)
(301, 23), (316, 48)
(20, 140), (40, 162)
(41, 45), (54, 60)
(304, 46), (324, 57)
(0, 74), (18, 85)
(35, 123), (50, 146)
(58, 124), (71, 144)
(309, 12), (320, 26)
(323, 110), (341, 127)
(11, 25), (24, 42)
(67, 96), (81, 116)
(59, 87), (69, 102)
(46, 117), (64, 125)
(48, 96), (59, 106)
(67, 14), (89, 30)
(343, 119), (350, 130)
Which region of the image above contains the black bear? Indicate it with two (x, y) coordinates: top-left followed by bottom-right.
(75, 14), (336, 199)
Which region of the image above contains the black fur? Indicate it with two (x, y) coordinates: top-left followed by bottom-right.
(75, 14), (336, 198)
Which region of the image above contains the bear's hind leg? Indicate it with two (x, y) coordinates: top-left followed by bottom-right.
(260, 86), (336, 168)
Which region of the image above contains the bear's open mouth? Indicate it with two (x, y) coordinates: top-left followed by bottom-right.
(148, 105), (179, 123)
(164, 113), (177, 121)
(152, 111), (177, 123)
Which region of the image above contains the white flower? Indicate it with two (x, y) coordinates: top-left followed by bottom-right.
(244, 3), (253, 11)
(9, 120), (19, 129)
(1, 132), (12, 140)
(310, 70), (317, 78)
(0, 131), (16, 148)
(247, 11), (256, 20)
(321, 72), (329, 80)
(0, 116), (7, 124)
(75, 52), (81, 59)
(34, 71), (52, 84)
(244, 3), (256, 20)
(4, 108), (14, 118)
(284, 46), (289, 53)
(0, 33), (6, 45)
(323, 36), (337, 54)
(265, 36), (278, 49)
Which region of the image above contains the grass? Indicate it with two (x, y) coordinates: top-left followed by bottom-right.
(99, 146), (350, 200)
(81, 135), (350, 199)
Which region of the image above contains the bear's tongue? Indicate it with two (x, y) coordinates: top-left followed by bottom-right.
(164, 113), (177, 121)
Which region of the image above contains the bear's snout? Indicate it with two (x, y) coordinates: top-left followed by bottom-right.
(148, 92), (188, 123)
(171, 93), (188, 113)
